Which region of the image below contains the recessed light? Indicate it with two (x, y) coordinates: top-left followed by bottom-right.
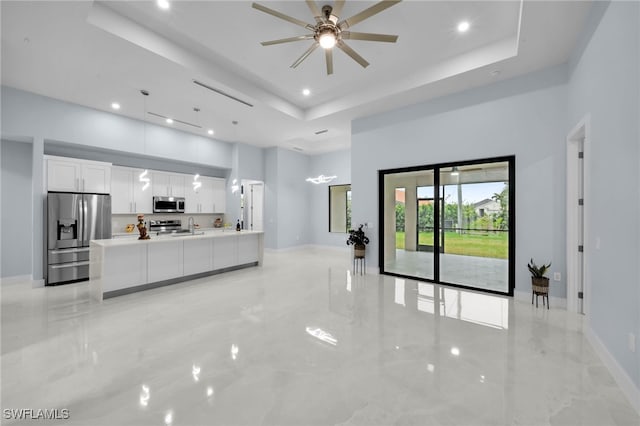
(457, 21), (470, 33)
(166, 118), (173, 124)
(207, 129), (214, 135)
(302, 88), (311, 96)
(451, 347), (460, 356)
(111, 102), (120, 110)
(157, 0), (170, 10)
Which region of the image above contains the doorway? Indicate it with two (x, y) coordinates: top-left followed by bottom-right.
(566, 116), (590, 314)
(241, 180), (264, 231)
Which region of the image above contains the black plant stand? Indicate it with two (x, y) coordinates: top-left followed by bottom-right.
(353, 255), (365, 275)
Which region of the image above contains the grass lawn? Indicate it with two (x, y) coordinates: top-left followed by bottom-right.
(396, 231), (508, 259)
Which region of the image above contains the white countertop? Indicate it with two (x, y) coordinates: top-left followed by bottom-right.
(94, 230), (263, 247)
(112, 227), (223, 237)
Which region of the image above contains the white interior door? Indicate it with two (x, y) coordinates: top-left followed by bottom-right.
(566, 117), (589, 315)
(242, 181), (264, 231)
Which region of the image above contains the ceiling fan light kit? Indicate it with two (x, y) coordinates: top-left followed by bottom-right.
(252, 0), (401, 75)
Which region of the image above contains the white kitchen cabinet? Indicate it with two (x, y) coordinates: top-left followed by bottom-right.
(152, 172), (185, 197)
(212, 235), (238, 270)
(183, 238), (213, 276)
(46, 156), (111, 193)
(185, 176), (217, 213)
(147, 240), (184, 282)
(111, 166), (153, 214)
(211, 178), (226, 213)
(238, 233), (260, 264)
(81, 163), (111, 193)
(96, 243), (147, 292)
(91, 231), (264, 300)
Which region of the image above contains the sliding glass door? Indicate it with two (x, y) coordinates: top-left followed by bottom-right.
(383, 170), (435, 280)
(379, 157), (514, 295)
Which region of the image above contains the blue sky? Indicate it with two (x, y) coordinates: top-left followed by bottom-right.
(415, 182), (507, 204)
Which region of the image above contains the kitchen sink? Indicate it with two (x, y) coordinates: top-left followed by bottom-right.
(171, 231), (205, 237)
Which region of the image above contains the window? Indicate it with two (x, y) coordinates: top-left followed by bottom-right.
(329, 184), (352, 233)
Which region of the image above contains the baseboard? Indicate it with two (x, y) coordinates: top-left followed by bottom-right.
(585, 325), (640, 415)
(513, 289), (567, 309)
(264, 245), (312, 253)
(0, 274), (33, 285)
(265, 244), (350, 253)
(306, 244), (350, 253)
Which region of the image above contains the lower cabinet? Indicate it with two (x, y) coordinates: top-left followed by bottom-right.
(102, 244), (147, 292)
(238, 233), (260, 264)
(183, 238), (213, 276)
(148, 240), (184, 282)
(94, 233), (263, 299)
(213, 236), (239, 270)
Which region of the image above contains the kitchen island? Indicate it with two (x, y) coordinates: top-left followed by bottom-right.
(90, 230), (263, 301)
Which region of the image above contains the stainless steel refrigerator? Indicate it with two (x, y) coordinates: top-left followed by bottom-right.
(46, 192), (111, 285)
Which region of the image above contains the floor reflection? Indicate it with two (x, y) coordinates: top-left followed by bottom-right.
(385, 249), (508, 293)
(1, 249), (637, 426)
(330, 270), (510, 330)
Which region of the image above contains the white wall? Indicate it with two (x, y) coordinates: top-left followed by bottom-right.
(227, 143), (266, 227)
(263, 147), (311, 249)
(1, 140), (33, 278)
(567, 1), (639, 393)
(351, 66), (569, 299)
(309, 149), (351, 248)
(1, 86), (233, 168)
(264, 147), (278, 249)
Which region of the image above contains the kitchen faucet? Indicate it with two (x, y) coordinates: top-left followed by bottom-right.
(188, 217), (195, 234)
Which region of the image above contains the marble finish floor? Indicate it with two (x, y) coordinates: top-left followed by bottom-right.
(2, 248), (638, 425)
(385, 250), (508, 293)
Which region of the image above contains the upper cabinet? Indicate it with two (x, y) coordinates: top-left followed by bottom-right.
(211, 177), (226, 213)
(46, 156), (111, 194)
(111, 167), (153, 214)
(152, 172), (185, 198)
(113, 166), (226, 214)
(185, 176), (225, 214)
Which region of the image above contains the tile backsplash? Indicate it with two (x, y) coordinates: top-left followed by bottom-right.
(112, 213), (226, 234)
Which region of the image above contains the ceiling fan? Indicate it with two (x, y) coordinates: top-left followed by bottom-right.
(252, 0), (401, 75)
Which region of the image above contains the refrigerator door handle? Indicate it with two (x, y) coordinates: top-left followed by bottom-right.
(50, 247), (90, 254)
(50, 261), (90, 269)
(82, 195), (89, 246)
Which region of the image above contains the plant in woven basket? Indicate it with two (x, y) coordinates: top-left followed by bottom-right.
(527, 258), (551, 278)
(347, 224), (370, 257)
(528, 258), (551, 293)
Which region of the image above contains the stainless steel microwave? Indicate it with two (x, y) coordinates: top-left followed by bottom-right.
(153, 196), (185, 213)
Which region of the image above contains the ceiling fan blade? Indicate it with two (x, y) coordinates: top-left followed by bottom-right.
(338, 0), (402, 30)
(252, 3), (315, 31)
(291, 42), (320, 68)
(337, 40), (369, 68)
(305, 0), (323, 22)
(341, 31), (398, 43)
(261, 35), (314, 46)
(325, 48), (334, 75)
(332, 0), (345, 18)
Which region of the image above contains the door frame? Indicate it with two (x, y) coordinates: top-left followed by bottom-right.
(566, 115), (591, 314)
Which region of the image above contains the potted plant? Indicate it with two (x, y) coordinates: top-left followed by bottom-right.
(528, 258), (551, 308)
(347, 224), (370, 258)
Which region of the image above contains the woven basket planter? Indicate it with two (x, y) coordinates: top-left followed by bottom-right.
(532, 277), (549, 294)
(354, 245), (366, 258)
